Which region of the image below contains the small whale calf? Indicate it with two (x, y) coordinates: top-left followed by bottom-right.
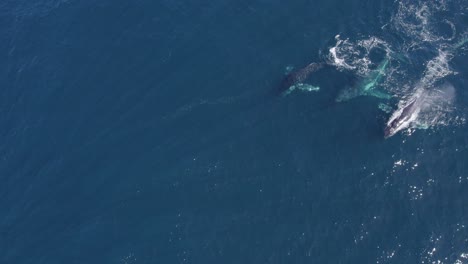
(276, 62), (324, 95)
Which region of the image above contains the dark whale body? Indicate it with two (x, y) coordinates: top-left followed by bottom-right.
(275, 62), (325, 95)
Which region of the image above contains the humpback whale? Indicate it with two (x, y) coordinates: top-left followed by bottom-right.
(276, 62), (324, 95)
(336, 58), (391, 102)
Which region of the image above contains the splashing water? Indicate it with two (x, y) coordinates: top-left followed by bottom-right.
(326, 0), (467, 136)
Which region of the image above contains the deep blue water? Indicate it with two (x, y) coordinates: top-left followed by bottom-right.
(1, 0), (468, 263)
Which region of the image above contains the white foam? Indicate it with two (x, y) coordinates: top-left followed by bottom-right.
(326, 0), (466, 136)
(420, 49), (454, 87)
(392, 0), (452, 45)
(328, 35), (356, 71)
(327, 35), (393, 77)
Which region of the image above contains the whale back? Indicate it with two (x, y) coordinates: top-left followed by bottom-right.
(384, 100), (417, 137)
(276, 62), (324, 95)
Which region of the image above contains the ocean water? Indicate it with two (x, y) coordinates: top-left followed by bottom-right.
(1, 0), (468, 263)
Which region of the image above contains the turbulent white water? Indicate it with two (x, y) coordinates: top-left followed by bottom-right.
(327, 35), (393, 77)
(327, 0), (467, 137)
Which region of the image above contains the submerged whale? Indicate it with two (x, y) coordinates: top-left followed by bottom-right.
(336, 58), (391, 102)
(276, 62), (324, 95)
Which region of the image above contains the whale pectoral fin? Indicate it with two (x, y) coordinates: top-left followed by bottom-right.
(295, 83), (320, 92)
(282, 85), (295, 96)
(283, 83), (320, 96)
